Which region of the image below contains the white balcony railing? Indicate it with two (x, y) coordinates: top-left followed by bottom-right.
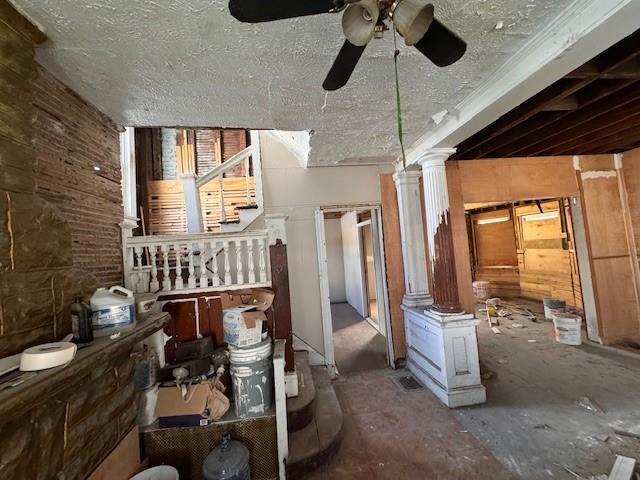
(123, 230), (271, 295)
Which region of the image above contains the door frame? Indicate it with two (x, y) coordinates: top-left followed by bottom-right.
(315, 205), (395, 373)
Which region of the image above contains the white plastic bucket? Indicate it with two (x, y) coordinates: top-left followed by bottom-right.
(230, 338), (273, 418)
(130, 466), (179, 480)
(473, 281), (490, 300)
(543, 298), (566, 320)
(552, 312), (582, 346)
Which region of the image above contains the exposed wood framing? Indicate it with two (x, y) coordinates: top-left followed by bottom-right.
(455, 29), (640, 159)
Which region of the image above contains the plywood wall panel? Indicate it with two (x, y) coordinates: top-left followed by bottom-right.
(450, 157), (578, 204)
(380, 174), (407, 361)
(446, 163), (475, 313)
(622, 147), (640, 253)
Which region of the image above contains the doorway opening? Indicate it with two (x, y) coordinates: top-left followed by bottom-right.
(316, 207), (393, 375)
(464, 196), (602, 348)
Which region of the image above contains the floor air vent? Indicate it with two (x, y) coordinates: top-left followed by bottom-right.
(395, 375), (423, 392)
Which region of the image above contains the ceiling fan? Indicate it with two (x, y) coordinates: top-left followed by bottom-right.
(228, 0), (467, 91)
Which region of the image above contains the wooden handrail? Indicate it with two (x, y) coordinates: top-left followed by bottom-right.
(195, 145), (255, 189)
(126, 229), (269, 246)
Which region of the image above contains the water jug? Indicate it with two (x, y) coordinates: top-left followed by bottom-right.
(202, 433), (250, 480)
(90, 286), (136, 338)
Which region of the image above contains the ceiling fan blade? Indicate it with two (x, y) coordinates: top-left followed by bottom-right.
(229, 0), (336, 23)
(414, 19), (466, 67)
(323, 40), (367, 91)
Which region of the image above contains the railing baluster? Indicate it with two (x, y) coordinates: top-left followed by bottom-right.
(161, 244), (171, 291)
(188, 246), (196, 289)
(175, 244), (184, 289)
(150, 245), (159, 292)
(236, 240), (245, 285)
(125, 231), (272, 293)
(211, 241), (220, 287)
(248, 238), (255, 284)
(134, 246), (144, 292)
(259, 237), (267, 283)
(223, 240), (231, 285)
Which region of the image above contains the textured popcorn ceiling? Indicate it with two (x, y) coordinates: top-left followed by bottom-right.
(13, 0), (568, 166)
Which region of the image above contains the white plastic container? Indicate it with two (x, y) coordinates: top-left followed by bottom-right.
(130, 466), (179, 480)
(473, 281), (490, 300)
(91, 286), (136, 338)
(552, 312), (583, 346)
(229, 339), (273, 418)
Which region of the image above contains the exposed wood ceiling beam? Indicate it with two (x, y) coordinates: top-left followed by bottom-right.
(538, 103), (640, 156)
(542, 95), (580, 111)
(454, 29), (640, 159)
(495, 81), (640, 157)
(463, 79), (639, 158)
(572, 124), (640, 155)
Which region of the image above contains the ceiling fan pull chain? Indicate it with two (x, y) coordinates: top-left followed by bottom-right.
(393, 25), (407, 171)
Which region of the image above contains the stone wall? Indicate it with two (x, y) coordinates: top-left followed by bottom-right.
(0, 3), (123, 358)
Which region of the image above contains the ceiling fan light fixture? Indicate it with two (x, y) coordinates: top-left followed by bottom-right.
(390, 0), (434, 46)
(342, 0), (380, 46)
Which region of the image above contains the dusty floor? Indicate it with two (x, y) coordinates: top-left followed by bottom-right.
(307, 368), (514, 479)
(331, 302), (387, 375)
(451, 297), (640, 479)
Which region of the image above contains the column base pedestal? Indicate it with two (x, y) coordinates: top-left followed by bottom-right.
(402, 306), (486, 408)
(402, 292), (434, 308)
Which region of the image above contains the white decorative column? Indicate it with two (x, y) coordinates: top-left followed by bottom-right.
(402, 148), (485, 408)
(393, 169), (432, 308)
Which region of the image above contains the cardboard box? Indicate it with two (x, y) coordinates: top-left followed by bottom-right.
(222, 289), (275, 347)
(154, 381), (229, 428)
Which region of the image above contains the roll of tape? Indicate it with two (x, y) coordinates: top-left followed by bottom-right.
(19, 342), (77, 371)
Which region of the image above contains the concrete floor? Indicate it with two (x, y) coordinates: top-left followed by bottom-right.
(331, 302), (387, 375)
(308, 368), (515, 480)
(452, 297), (640, 479)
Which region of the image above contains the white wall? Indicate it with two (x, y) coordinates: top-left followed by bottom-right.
(259, 131), (393, 355)
(341, 212), (366, 316)
(325, 219), (347, 304)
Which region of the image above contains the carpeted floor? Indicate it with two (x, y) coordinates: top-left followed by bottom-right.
(331, 302), (387, 375)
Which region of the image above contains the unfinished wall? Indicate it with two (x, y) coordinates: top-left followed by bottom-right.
(259, 131), (393, 356)
(470, 209), (520, 298)
(34, 67), (123, 286)
(325, 218), (347, 304)
(577, 155), (640, 341)
(450, 154), (640, 343)
(0, 2), (134, 479)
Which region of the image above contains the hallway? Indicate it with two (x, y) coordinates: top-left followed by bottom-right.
(331, 303), (387, 375)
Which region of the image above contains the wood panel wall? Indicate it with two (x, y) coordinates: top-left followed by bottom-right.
(514, 201), (582, 307)
(148, 177), (255, 234)
(577, 155), (640, 341)
(449, 153), (640, 343)
(470, 209), (520, 298)
(379, 174), (406, 361)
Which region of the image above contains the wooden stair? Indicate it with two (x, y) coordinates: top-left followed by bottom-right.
(286, 351), (343, 479)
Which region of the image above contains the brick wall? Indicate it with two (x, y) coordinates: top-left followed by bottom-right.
(0, 3), (139, 479)
(33, 67), (123, 287)
(0, 7), (123, 358)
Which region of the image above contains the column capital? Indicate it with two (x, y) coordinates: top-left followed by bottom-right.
(392, 168), (423, 185)
(416, 148), (457, 169)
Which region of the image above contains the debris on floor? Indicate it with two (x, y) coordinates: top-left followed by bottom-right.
(577, 396), (606, 415)
(613, 428), (640, 440)
(607, 455), (636, 480)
